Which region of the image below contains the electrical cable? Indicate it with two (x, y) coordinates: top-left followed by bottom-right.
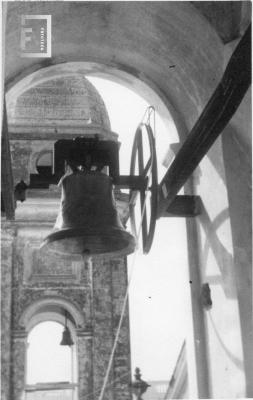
(98, 119), (155, 400)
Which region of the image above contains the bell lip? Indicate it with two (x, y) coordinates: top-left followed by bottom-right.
(41, 227), (136, 257)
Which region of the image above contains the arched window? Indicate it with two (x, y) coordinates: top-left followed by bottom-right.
(26, 321), (78, 399)
(36, 151), (53, 177)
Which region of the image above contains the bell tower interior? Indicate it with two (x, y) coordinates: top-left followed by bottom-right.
(3, 75), (134, 400)
(1, 2), (252, 400)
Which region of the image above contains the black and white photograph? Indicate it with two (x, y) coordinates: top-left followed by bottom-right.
(1, 1), (252, 399)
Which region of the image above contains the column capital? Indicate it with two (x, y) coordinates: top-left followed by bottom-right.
(12, 329), (28, 340)
(76, 328), (93, 338)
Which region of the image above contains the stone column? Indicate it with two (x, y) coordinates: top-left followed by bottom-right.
(77, 329), (93, 400)
(111, 257), (132, 400)
(11, 330), (27, 400)
(92, 258), (114, 400)
(1, 225), (16, 400)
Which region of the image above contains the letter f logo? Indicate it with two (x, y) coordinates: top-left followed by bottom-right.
(20, 15), (51, 58)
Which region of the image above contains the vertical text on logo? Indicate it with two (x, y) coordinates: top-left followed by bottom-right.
(20, 15), (51, 58)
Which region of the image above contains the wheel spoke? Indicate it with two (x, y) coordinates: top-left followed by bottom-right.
(137, 131), (144, 174)
(142, 157), (151, 177)
(139, 190), (148, 245)
(129, 122), (158, 253)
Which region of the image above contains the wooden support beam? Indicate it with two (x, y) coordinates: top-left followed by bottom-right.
(163, 195), (201, 217)
(157, 24), (251, 218)
(1, 99), (15, 220)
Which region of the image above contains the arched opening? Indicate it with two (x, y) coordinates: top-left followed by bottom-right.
(25, 320), (78, 399)
(18, 298), (85, 400)
(6, 62), (185, 141)
(36, 151), (53, 177)
(8, 64), (192, 396)
(26, 321), (77, 383)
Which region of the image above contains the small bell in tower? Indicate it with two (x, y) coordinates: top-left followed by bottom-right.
(60, 312), (74, 347)
(60, 326), (74, 347)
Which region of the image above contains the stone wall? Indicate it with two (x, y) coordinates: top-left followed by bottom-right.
(1, 225), (16, 400)
(1, 222), (132, 400)
(193, 135), (247, 398)
(92, 257), (132, 400)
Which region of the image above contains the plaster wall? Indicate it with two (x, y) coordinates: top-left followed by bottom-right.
(5, 1), (224, 131)
(221, 104), (252, 396)
(190, 40), (252, 398)
(195, 129), (251, 397)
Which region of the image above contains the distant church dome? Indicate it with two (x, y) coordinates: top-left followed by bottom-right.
(8, 75), (114, 139)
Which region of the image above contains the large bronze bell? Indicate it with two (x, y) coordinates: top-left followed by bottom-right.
(42, 171), (136, 257)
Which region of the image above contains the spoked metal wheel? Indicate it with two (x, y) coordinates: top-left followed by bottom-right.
(129, 123), (158, 254)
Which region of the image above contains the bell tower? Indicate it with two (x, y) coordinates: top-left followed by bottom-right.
(1, 75), (133, 400)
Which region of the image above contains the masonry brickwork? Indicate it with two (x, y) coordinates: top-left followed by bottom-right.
(1, 223), (132, 400)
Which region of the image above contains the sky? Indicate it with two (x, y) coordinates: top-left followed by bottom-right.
(88, 77), (190, 381)
(27, 77), (191, 385)
(27, 321), (76, 384)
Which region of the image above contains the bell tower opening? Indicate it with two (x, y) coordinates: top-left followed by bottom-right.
(36, 151), (53, 177)
(5, 63), (190, 399)
(26, 321), (78, 399)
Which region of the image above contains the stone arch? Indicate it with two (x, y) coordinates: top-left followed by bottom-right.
(5, 1), (224, 132)
(29, 148), (53, 177)
(4, 2), (227, 185)
(19, 297), (86, 333)
(35, 150), (53, 173)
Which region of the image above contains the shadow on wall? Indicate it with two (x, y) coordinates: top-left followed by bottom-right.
(207, 312), (244, 371)
(198, 199), (236, 299)
(221, 123), (252, 397)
